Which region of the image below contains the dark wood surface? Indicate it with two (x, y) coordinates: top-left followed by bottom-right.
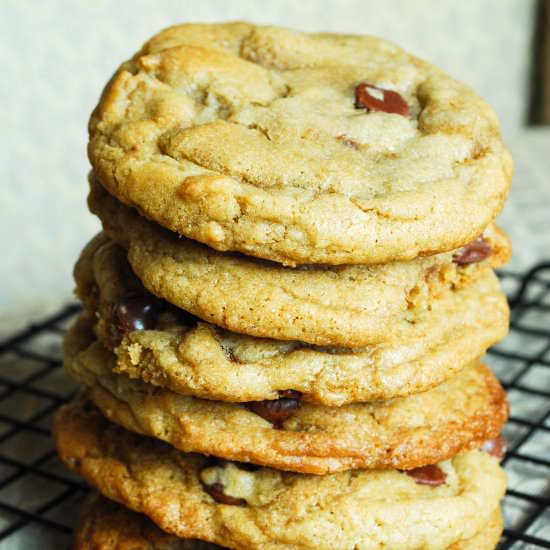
(529, 0), (550, 124)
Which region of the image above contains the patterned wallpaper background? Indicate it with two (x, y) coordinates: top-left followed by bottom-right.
(1, 0), (548, 325)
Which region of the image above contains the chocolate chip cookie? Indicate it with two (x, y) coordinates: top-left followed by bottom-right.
(88, 180), (511, 347)
(88, 22), (512, 266)
(64, 314), (507, 474)
(75, 493), (220, 549)
(75, 492), (502, 550)
(75, 232), (509, 405)
(55, 396), (507, 550)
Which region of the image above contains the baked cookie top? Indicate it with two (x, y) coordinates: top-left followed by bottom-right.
(64, 314), (507, 474)
(75, 492), (502, 550)
(88, 22), (512, 266)
(55, 396), (507, 550)
(75, 233), (509, 405)
(88, 181), (510, 347)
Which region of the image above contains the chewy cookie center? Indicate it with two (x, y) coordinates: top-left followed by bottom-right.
(199, 461), (284, 506)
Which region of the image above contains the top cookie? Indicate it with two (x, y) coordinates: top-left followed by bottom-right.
(88, 22), (512, 266)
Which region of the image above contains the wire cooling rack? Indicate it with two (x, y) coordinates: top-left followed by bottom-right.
(0, 267), (549, 550)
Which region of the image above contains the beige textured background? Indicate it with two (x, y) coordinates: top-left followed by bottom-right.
(1, 0), (549, 328)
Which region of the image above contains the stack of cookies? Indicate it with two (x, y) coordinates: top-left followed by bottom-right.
(54, 22), (514, 549)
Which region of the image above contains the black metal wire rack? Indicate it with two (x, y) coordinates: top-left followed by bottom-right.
(0, 266), (549, 549)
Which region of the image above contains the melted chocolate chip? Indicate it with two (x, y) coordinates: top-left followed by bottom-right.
(112, 294), (159, 334)
(201, 482), (246, 506)
(354, 82), (409, 116)
(113, 292), (198, 335)
(245, 393), (301, 426)
(405, 464), (447, 487)
(199, 459), (258, 505)
(453, 237), (492, 266)
(226, 349), (240, 363)
(481, 435), (507, 461)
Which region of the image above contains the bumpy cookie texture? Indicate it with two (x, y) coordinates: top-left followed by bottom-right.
(75, 493), (220, 549)
(55, 397), (507, 550)
(88, 22), (512, 266)
(75, 233), (510, 405)
(449, 511), (503, 550)
(88, 181), (511, 347)
(75, 493), (502, 550)
(65, 315), (508, 474)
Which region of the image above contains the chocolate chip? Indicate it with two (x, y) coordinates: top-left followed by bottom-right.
(201, 482), (246, 506)
(481, 435), (507, 461)
(354, 82), (409, 116)
(226, 349), (240, 363)
(112, 294), (160, 334)
(405, 464), (447, 487)
(245, 393), (301, 426)
(199, 459), (256, 505)
(453, 237), (492, 266)
(113, 292), (198, 334)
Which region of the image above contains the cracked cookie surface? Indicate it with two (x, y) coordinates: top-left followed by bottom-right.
(55, 396), (507, 550)
(88, 181), (510, 347)
(64, 315), (508, 474)
(75, 232), (509, 405)
(88, 22), (512, 266)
